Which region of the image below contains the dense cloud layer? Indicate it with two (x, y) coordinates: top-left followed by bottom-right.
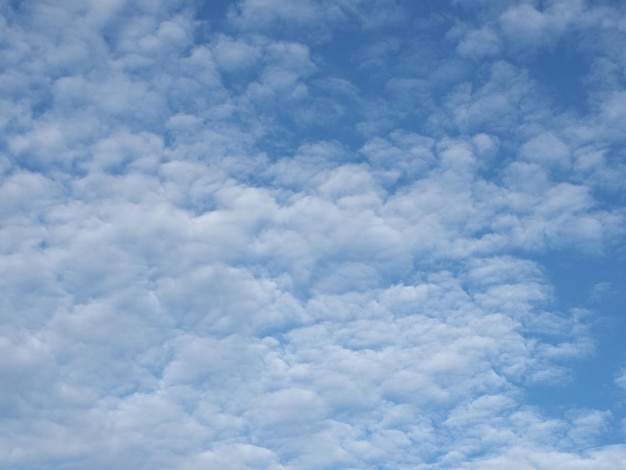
(1, 0), (626, 468)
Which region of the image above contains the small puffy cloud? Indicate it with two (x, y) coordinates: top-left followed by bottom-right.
(457, 26), (501, 58)
(211, 34), (261, 72)
(520, 132), (571, 170)
(228, 0), (322, 30)
(498, 0), (587, 51)
(228, 0), (406, 37)
(500, 3), (550, 46)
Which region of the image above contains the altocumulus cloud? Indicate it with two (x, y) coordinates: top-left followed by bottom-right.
(1, 0), (626, 468)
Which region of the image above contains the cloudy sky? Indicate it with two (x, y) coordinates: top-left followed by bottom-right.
(1, 0), (626, 468)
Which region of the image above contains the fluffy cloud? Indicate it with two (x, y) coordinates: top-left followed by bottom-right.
(1, 0), (625, 468)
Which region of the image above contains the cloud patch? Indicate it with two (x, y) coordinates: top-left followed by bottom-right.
(1, 0), (626, 468)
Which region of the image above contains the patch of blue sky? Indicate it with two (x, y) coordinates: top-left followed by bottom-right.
(532, 250), (626, 410)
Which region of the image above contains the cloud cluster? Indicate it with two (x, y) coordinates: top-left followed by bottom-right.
(1, 0), (625, 468)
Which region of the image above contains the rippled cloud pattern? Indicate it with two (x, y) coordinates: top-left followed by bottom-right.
(1, 0), (626, 468)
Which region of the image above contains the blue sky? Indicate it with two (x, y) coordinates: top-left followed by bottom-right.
(1, 0), (626, 468)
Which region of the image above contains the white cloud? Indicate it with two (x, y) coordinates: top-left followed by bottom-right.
(520, 132), (571, 170)
(1, 0), (626, 468)
(212, 34), (261, 72)
(457, 26), (501, 58)
(500, 3), (551, 46)
(498, 0), (584, 49)
(228, 0), (322, 30)
(228, 0), (406, 37)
